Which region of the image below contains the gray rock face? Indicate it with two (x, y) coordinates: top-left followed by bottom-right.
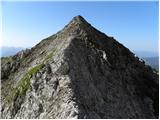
(1, 15), (159, 119)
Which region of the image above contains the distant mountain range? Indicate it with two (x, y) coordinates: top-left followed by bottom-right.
(1, 47), (158, 58)
(1, 47), (158, 71)
(143, 57), (159, 71)
(1, 46), (159, 71)
(0, 46), (25, 57)
(133, 51), (158, 58)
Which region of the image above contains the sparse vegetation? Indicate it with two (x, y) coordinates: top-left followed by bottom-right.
(28, 63), (45, 75)
(5, 47), (57, 105)
(1, 56), (13, 64)
(44, 47), (57, 63)
(45, 52), (53, 62)
(5, 63), (44, 104)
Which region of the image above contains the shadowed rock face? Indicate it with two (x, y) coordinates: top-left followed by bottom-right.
(1, 15), (159, 119)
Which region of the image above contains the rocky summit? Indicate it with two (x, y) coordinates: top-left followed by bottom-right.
(1, 15), (159, 119)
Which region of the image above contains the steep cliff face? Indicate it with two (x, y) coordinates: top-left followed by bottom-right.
(1, 15), (159, 119)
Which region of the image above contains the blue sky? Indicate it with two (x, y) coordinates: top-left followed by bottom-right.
(1, 1), (159, 53)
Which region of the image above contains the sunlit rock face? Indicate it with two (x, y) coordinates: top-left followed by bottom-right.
(1, 15), (159, 119)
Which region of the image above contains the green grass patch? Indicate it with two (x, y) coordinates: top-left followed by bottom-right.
(5, 63), (45, 104)
(28, 63), (45, 75)
(5, 47), (57, 105)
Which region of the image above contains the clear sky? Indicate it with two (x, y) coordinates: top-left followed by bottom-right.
(1, 1), (159, 53)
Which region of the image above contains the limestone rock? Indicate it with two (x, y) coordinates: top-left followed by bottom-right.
(1, 15), (159, 119)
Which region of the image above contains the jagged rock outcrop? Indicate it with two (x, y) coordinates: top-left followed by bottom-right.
(1, 48), (31, 79)
(1, 15), (159, 119)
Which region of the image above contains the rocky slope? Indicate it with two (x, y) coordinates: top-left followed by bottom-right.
(1, 15), (159, 119)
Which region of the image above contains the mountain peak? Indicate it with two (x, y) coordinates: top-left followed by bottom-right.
(61, 15), (92, 38)
(72, 15), (86, 23)
(73, 15), (84, 20)
(1, 16), (158, 119)
(68, 15), (89, 26)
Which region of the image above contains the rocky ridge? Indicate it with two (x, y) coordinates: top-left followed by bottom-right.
(1, 15), (159, 119)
